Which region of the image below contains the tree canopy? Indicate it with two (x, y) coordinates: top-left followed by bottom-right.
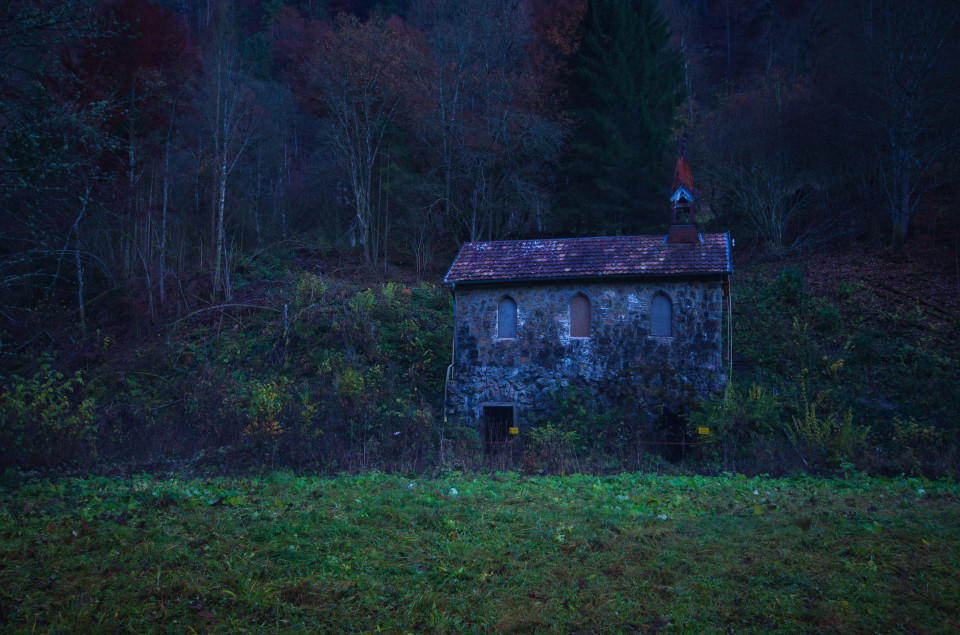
(556, 0), (683, 236)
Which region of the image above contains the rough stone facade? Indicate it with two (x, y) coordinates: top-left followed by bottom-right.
(445, 277), (726, 428)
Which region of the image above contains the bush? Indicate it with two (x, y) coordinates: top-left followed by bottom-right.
(0, 363), (97, 468)
(785, 376), (869, 471)
(294, 272), (329, 307)
(809, 297), (842, 333)
(774, 268), (805, 305)
(521, 385), (646, 472)
(527, 424), (580, 474)
(229, 376), (291, 440)
(687, 382), (782, 473)
(886, 417), (949, 475)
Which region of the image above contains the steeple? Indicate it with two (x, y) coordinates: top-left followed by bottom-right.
(666, 133), (700, 244)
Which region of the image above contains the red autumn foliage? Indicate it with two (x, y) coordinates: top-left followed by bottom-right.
(269, 5), (331, 86)
(61, 0), (199, 133)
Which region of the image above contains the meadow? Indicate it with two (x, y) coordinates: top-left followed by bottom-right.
(2, 471), (958, 632)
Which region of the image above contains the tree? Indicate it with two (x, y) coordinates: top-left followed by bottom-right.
(0, 2), (101, 184)
(556, 0), (683, 235)
(0, 2), (118, 342)
(409, 0), (567, 243)
(58, 0), (199, 312)
(310, 14), (420, 263)
(850, 0), (960, 252)
(205, 2), (260, 299)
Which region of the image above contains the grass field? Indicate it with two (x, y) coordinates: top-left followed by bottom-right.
(1, 471), (958, 633)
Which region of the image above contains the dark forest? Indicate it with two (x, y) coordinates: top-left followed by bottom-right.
(2, 0), (959, 475)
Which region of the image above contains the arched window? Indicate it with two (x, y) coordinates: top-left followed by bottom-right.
(498, 296), (517, 338)
(570, 293), (590, 338)
(651, 293), (672, 336)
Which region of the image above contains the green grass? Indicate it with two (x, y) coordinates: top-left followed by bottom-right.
(2, 472), (958, 632)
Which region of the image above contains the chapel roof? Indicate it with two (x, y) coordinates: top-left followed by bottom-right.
(443, 233), (731, 285)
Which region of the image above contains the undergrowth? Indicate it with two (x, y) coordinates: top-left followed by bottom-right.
(1, 246), (957, 478)
(1, 246), (453, 474)
(704, 264), (960, 476)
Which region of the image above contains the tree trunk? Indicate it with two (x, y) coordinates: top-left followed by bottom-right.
(74, 191), (89, 339)
(213, 149), (227, 297)
(159, 110), (173, 310)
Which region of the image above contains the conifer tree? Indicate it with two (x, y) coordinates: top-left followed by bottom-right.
(556, 0), (683, 235)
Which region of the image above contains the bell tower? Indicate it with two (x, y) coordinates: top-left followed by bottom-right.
(666, 133), (700, 244)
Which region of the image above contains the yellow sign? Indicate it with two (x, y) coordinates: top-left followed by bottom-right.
(509, 427), (519, 435)
(698, 427), (710, 435)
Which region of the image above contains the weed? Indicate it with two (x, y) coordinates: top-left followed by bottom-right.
(687, 381), (781, 473)
(786, 374), (869, 470)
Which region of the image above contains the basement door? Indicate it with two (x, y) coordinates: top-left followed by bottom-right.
(481, 404), (516, 449)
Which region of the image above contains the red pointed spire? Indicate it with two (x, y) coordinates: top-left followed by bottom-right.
(672, 153), (695, 199)
(671, 133), (696, 202)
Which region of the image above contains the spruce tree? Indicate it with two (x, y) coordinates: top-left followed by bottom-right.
(556, 0), (683, 235)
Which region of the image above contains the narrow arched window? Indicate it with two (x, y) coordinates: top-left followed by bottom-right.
(570, 293), (590, 338)
(651, 293), (672, 336)
(498, 296), (517, 338)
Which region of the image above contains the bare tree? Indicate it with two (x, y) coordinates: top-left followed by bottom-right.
(714, 160), (823, 254)
(205, 6), (258, 299)
(854, 0), (960, 251)
(311, 15), (420, 264)
(158, 108), (174, 309)
(410, 0), (564, 243)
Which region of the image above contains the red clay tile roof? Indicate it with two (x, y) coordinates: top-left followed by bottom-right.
(444, 234), (731, 284)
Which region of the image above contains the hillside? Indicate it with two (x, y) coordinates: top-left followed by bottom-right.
(719, 247), (960, 475)
(1, 242), (957, 478)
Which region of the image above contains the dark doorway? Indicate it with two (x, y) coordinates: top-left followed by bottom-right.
(481, 405), (514, 446)
(657, 407), (689, 462)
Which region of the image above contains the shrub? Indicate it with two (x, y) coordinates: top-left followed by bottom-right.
(527, 424), (580, 474)
(542, 385), (620, 458)
(687, 382), (781, 473)
(785, 376), (869, 470)
(0, 363), (97, 468)
(294, 272), (329, 307)
(809, 297), (842, 333)
(774, 268), (805, 305)
(347, 288), (376, 316)
(521, 384), (645, 471)
(887, 417), (946, 475)
(228, 376), (291, 440)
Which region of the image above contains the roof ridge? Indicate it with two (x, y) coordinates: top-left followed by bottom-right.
(464, 233), (728, 246)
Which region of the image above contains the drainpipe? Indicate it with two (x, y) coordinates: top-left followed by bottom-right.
(724, 274), (733, 386)
(443, 283), (457, 424)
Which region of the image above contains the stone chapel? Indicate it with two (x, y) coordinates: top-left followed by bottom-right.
(442, 145), (732, 441)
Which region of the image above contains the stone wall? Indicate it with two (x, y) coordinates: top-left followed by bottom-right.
(446, 277), (726, 426)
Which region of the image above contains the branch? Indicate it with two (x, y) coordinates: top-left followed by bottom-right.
(166, 303), (282, 327)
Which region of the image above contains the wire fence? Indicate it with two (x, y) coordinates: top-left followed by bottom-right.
(441, 434), (712, 471)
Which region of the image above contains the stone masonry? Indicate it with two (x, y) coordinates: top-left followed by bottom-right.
(445, 277), (726, 427)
